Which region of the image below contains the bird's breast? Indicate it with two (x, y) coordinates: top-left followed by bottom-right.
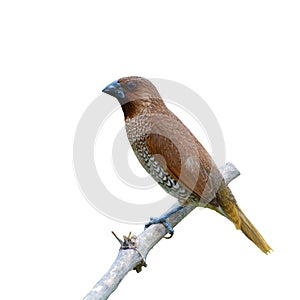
(125, 115), (199, 204)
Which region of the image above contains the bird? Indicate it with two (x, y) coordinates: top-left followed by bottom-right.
(102, 76), (272, 254)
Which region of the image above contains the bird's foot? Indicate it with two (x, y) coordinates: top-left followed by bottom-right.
(144, 205), (184, 239)
(145, 217), (174, 239)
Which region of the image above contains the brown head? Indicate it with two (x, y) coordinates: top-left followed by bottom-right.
(102, 76), (165, 119)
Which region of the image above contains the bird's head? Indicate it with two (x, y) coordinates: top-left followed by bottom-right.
(102, 76), (164, 119)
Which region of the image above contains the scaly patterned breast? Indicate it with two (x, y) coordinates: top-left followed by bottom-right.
(125, 114), (199, 204)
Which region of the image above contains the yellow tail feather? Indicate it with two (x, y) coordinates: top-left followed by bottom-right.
(217, 186), (272, 254)
(236, 205), (272, 254)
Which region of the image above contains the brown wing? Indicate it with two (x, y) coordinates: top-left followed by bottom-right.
(145, 112), (223, 202)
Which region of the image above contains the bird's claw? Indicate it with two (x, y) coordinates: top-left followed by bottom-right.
(145, 217), (174, 239)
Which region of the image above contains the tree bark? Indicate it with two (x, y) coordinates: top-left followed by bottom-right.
(83, 162), (240, 300)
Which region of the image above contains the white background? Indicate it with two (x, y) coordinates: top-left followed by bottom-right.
(1, 1), (300, 299)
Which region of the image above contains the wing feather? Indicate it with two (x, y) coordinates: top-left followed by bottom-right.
(145, 112), (223, 202)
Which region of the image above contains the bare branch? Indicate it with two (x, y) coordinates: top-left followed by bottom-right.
(83, 162), (240, 300)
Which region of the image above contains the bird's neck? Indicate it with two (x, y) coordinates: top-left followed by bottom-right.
(121, 101), (147, 120)
(121, 98), (167, 121)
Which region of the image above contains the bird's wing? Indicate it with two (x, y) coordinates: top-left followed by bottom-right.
(145, 112), (223, 202)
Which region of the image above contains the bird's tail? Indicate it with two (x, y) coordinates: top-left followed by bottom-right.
(236, 204), (272, 254)
(217, 186), (272, 254)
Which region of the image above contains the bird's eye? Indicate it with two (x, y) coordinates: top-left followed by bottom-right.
(126, 81), (137, 91)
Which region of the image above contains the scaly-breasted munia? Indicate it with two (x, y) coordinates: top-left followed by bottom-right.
(102, 76), (271, 254)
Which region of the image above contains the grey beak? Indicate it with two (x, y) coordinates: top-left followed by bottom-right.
(102, 80), (125, 99)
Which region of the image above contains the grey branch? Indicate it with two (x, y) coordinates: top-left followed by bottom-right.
(83, 162), (240, 300)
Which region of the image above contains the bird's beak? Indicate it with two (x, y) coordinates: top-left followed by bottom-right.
(102, 80), (125, 100)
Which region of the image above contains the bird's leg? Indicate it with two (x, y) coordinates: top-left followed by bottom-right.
(144, 205), (184, 239)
